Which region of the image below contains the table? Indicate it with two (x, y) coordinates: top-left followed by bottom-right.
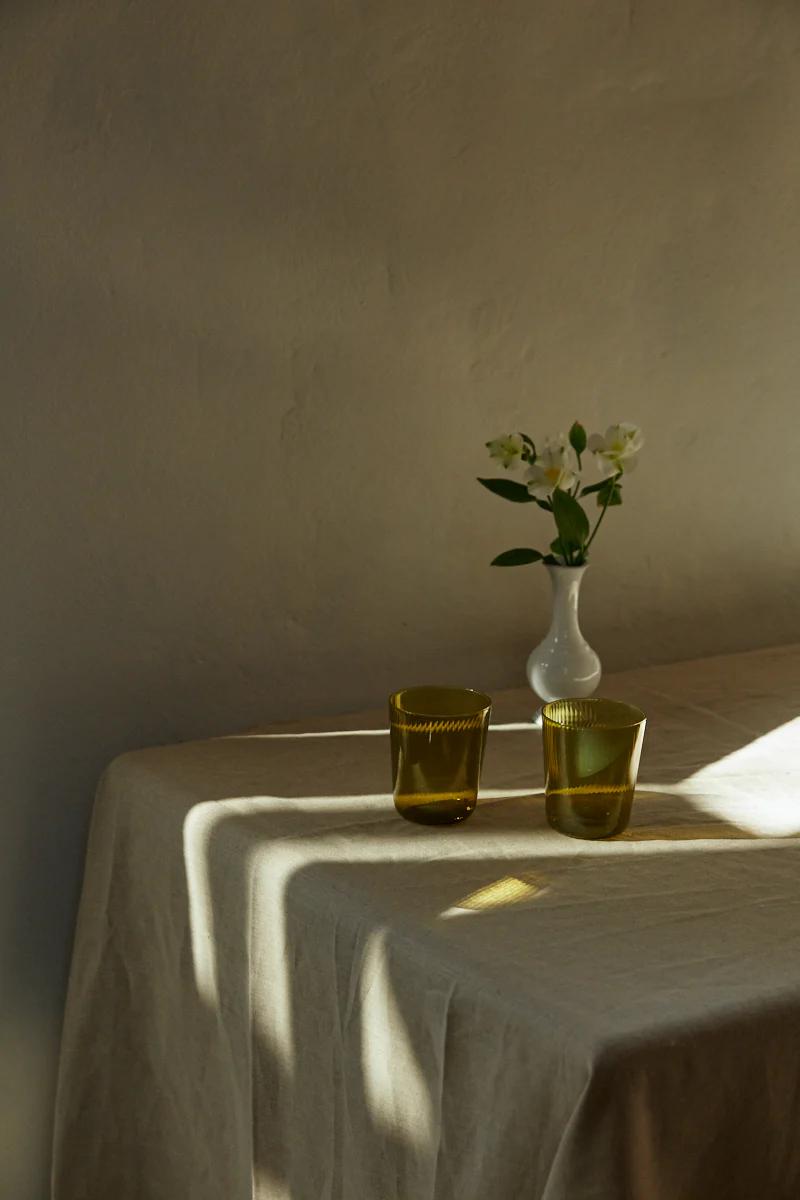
(53, 645), (800, 1199)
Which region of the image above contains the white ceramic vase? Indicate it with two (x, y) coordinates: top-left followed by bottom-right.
(526, 564), (601, 716)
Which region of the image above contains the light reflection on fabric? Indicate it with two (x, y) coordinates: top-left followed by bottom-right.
(441, 872), (549, 919)
(359, 929), (435, 1150)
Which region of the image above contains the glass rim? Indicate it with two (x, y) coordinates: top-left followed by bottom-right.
(542, 696), (646, 730)
(389, 685), (492, 719)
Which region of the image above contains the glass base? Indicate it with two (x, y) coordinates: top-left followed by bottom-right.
(546, 790), (634, 839)
(394, 794), (477, 825)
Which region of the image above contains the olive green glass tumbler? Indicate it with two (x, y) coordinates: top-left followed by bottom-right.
(542, 698), (646, 839)
(389, 686), (492, 825)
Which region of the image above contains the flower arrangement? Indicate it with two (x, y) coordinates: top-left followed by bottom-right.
(478, 422), (643, 567)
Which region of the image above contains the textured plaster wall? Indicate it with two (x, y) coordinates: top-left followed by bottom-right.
(2, 1), (800, 1194)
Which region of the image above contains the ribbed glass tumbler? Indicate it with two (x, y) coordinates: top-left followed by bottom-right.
(389, 686), (492, 825)
(542, 697), (646, 839)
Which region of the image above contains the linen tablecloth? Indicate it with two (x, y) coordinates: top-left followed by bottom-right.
(53, 645), (800, 1199)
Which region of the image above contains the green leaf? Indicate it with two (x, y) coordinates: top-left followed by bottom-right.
(595, 478), (622, 508)
(549, 537), (569, 559)
(542, 554), (560, 565)
(568, 421), (587, 456)
(477, 477), (535, 503)
(580, 480), (606, 497)
(490, 548), (544, 567)
(552, 487), (590, 548)
(534, 497), (553, 512)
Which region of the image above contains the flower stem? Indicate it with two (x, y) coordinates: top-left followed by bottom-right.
(548, 490), (575, 565)
(583, 473), (620, 557)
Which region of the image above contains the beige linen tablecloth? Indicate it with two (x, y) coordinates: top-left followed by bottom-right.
(53, 646), (800, 1200)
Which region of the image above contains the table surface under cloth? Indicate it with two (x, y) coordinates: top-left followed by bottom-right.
(53, 645), (800, 1200)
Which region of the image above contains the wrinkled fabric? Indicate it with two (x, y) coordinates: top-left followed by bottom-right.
(53, 645), (800, 1199)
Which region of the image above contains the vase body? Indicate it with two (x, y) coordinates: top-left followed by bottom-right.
(526, 565), (601, 706)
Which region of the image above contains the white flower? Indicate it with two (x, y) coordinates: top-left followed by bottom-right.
(588, 423), (643, 477)
(486, 433), (525, 470)
(525, 435), (579, 497)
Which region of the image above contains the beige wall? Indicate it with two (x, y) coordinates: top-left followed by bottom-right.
(3, 1), (800, 1194)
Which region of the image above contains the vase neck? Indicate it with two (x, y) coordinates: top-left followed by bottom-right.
(545, 565), (587, 639)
